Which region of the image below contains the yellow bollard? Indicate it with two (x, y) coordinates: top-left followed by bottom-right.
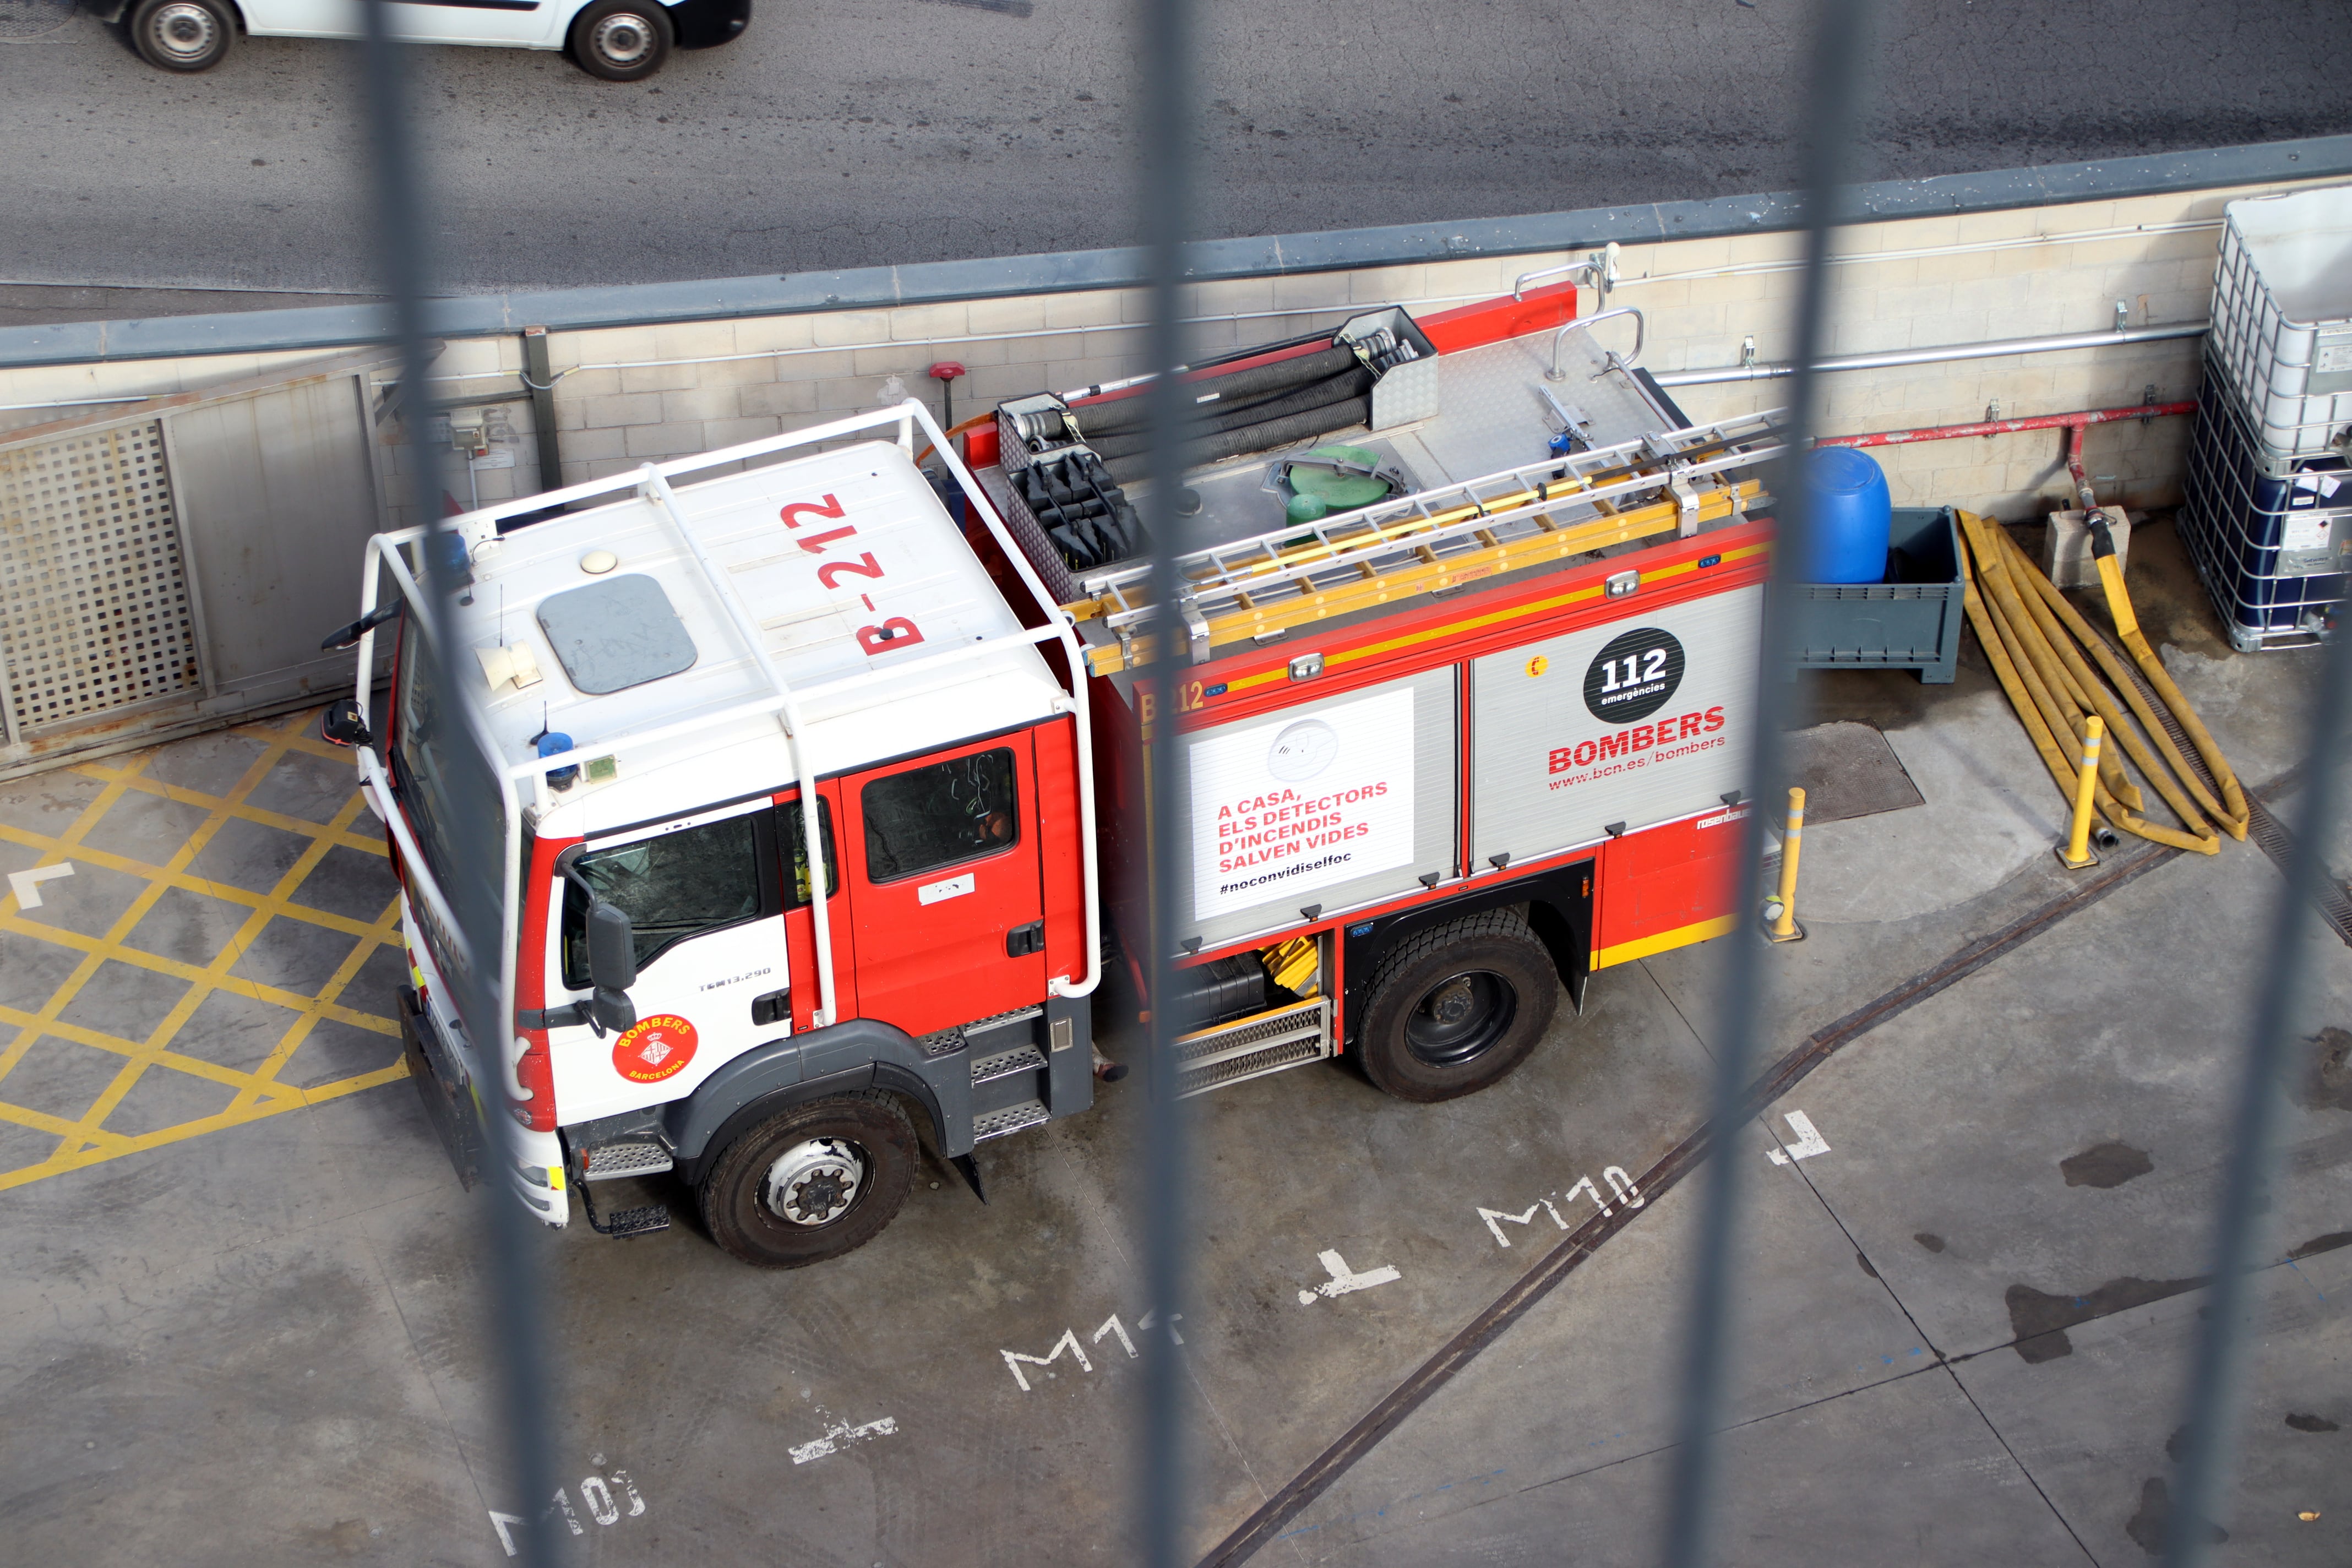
(2058, 715), (2105, 869)
(1763, 786), (1806, 943)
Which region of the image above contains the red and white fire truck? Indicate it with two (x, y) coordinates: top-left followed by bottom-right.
(327, 286), (1783, 1266)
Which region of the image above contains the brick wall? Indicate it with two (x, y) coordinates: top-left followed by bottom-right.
(7, 170), (2345, 535)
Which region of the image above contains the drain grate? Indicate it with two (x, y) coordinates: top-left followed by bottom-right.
(0, 0), (76, 40)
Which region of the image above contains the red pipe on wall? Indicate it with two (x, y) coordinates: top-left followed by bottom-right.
(1815, 400), (2198, 449)
(1816, 399), (2198, 512)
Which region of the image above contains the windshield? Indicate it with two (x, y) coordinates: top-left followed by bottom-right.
(391, 609), (509, 962)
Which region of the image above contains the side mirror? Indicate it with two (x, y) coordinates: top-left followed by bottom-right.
(320, 601), (403, 652)
(590, 987), (638, 1034)
(586, 901), (638, 991)
(320, 698), (373, 749)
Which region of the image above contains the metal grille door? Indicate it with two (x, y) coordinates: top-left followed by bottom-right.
(0, 422), (200, 736)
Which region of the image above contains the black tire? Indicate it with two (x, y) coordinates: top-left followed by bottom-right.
(1355, 910), (1560, 1102)
(697, 1092), (916, 1267)
(568, 0), (671, 80)
(129, 0), (235, 71)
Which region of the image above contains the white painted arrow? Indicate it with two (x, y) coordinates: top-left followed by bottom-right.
(1297, 1248), (1402, 1305)
(1766, 1110), (1832, 1165)
(7, 862), (73, 910)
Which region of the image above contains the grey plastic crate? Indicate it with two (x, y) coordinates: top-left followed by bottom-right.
(1787, 506), (1964, 684)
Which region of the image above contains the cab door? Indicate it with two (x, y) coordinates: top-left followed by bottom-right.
(843, 736), (1046, 1038)
(541, 796), (787, 1125)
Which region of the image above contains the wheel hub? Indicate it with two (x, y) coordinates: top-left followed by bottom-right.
(1428, 978), (1477, 1026)
(762, 1136), (867, 1227)
(1403, 968), (1516, 1066)
(150, 1), (215, 56)
(591, 13), (652, 64)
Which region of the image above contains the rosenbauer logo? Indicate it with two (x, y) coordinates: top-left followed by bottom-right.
(1583, 626), (1685, 725)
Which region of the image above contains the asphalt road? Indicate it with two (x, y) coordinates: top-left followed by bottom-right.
(0, 0), (2348, 298)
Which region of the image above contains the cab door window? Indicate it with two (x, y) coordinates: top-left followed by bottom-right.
(778, 797), (839, 906)
(561, 810), (779, 986)
(859, 747), (1019, 883)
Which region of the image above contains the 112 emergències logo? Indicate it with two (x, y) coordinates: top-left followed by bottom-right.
(1582, 626), (1684, 722)
(1549, 626), (1723, 779)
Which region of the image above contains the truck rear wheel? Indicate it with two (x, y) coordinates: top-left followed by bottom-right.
(698, 1092), (916, 1267)
(568, 0), (671, 80)
(1355, 910), (1559, 1102)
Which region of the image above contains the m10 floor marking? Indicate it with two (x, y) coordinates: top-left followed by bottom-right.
(1297, 1249), (1402, 1304)
(1765, 1110), (1832, 1164)
(791, 1410), (899, 1465)
(1476, 1165), (1644, 1247)
(489, 1460), (645, 1554)
(1002, 1309), (1183, 1391)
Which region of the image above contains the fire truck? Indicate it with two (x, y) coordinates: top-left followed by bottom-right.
(325, 286), (1783, 1266)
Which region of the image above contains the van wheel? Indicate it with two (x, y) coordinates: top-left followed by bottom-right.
(698, 1092), (916, 1267)
(569, 0), (671, 80)
(1355, 911), (1559, 1102)
(130, 0), (235, 70)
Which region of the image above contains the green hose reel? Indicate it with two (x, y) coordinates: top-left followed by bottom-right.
(1280, 445), (1401, 524)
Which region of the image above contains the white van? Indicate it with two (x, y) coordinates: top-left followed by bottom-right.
(106, 0), (748, 79)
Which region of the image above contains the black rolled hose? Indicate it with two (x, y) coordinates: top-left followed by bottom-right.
(1073, 344), (1363, 438)
(1102, 395), (1374, 486)
(1082, 368), (1373, 460)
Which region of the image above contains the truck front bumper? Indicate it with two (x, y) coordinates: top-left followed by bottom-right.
(399, 986), (568, 1228)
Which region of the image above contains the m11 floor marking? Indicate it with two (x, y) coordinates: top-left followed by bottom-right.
(7, 862), (73, 909)
(1765, 1110), (1832, 1164)
(1298, 1249), (1402, 1304)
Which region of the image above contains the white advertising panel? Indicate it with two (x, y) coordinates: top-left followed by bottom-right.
(1471, 583), (1761, 864)
(1189, 687), (1417, 921)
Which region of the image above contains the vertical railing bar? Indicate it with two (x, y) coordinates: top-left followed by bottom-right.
(1660, 2), (1876, 1565)
(355, 17), (561, 1567)
(1138, 0), (1197, 1554)
(2160, 609), (2352, 1560)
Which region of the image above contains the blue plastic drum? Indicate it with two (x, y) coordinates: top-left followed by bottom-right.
(1794, 446), (1893, 584)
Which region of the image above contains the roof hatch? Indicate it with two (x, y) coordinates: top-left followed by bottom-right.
(536, 573), (699, 695)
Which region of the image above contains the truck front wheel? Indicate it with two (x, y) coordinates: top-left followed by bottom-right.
(130, 0), (235, 71)
(1355, 911), (1559, 1102)
(698, 1092), (916, 1267)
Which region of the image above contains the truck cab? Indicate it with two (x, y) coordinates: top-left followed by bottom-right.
(334, 403), (1100, 1266)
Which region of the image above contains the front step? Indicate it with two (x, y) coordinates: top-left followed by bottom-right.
(579, 1173), (671, 1239)
(972, 1099), (1050, 1143)
(581, 1139), (674, 1180)
(971, 1044), (1047, 1085)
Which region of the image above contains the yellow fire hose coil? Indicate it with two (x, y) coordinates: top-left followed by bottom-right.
(1952, 509), (2237, 857)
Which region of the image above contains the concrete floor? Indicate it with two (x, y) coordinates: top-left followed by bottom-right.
(1, 523), (2346, 1565)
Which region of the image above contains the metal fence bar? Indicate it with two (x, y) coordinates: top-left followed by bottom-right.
(1137, 0), (1199, 1560)
(355, 18), (562, 1566)
(1660, 2), (1877, 1564)
(2160, 581), (2352, 1559)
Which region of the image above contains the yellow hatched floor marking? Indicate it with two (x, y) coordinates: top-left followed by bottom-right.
(0, 708), (412, 1194)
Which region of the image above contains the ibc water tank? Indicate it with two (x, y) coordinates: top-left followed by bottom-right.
(1794, 446), (1893, 584)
